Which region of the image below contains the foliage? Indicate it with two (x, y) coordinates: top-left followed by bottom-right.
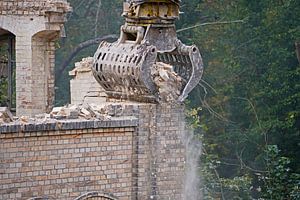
(55, 0), (123, 105)
(259, 145), (300, 200)
(183, 0), (300, 199)
(0, 77), (8, 106)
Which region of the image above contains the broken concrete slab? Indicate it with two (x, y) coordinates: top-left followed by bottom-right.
(152, 62), (183, 103)
(0, 103), (118, 126)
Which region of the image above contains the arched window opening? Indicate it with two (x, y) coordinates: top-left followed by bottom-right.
(74, 191), (118, 200)
(0, 28), (16, 112)
(27, 197), (54, 200)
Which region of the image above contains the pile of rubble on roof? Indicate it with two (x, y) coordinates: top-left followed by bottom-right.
(152, 62), (183, 102)
(0, 103), (121, 125)
(50, 103), (112, 120)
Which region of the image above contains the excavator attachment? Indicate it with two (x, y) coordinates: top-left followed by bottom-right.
(92, 0), (203, 102)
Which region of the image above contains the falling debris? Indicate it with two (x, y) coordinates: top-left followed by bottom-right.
(152, 62), (183, 102)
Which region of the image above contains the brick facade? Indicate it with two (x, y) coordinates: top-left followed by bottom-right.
(0, 0), (71, 116)
(69, 58), (107, 105)
(129, 103), (186, 199)
(0, 119), (137, 200)
(0, 103), (187, 200)
(0, 0), (70, 16)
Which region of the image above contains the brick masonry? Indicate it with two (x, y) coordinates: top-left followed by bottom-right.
(0, 118), (138, 200)
(69, 58), (107, 105)
(0, 0), (71, 116)
(0, 0), (71, 16)
(0, 102), (187, 200)
(118, 103), (186, 200)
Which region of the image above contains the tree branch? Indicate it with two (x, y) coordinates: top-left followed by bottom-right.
(56, 34), (118, 79)
(94, 0), (102, 38)
(176, 19), (245, 33)
(296, 41), (300, 64)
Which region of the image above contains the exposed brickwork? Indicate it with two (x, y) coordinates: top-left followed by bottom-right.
(88, 102), (186, 199)
(69, 58), (106, 105)
(31, 36), (57, 114)
(125, 103), (186, 200)
(0, 125), (136, 200)
(0, 0), (71, 116)
(0, 0), (71, 16)
(0, 102), (187, 200)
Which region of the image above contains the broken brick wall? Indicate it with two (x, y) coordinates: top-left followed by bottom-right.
(0, 0), (71, 116)
(114, 102), (186, 200)
(69, 57), (106, 106)
(0, 102), (186, 200)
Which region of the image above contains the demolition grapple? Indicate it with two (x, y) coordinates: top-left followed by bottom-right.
(92, 0), (203, 102)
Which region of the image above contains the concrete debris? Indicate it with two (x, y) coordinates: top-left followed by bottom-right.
(19, 116), (29, 124)
(50, 103), (111, 120)
(69, 57), (94, 77)
(0, 107), (14, 124)
(0, 103), (113, 125)
(79, 108), (91, 119)
(152, 62), (183, 102)
(50, 106), (79, 120)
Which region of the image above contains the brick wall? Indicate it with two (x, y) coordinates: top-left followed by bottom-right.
(0, 0), (71, 116)
(117, 103), (186, 199)
(69, 58), (107, 106)
(0, 102), (187, 200)
(31, 35), (56, 114)
(0, 119), (138, 200)
(0, 0), (71, 16)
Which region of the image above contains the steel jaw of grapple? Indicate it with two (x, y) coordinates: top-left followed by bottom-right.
(92, 1), (203, 103)
(92, 37), (158, 103)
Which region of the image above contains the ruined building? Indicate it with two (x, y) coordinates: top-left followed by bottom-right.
(0, 0), (71, 116)
(0, 0), (203, 199)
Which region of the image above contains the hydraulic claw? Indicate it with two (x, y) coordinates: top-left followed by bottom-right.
(92, 0), (203, 102)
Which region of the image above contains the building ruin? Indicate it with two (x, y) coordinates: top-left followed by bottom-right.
(0, 1), (202, 199)
(0, 0), (71, 116)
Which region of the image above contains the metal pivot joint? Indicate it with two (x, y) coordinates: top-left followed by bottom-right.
(93, 0), (203, 102)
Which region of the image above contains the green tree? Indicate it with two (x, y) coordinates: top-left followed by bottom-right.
(55, 0), (123, 105)
(260, 145), (300, 200)
(53, 0), (300, 198)
(183, 0), (300, 199)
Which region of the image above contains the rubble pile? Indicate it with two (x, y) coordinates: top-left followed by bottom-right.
(0, 107), (14, 124)
(0, 103), (119, 125)
(50, 103), (111, 120)
(152, 62), (183, 102)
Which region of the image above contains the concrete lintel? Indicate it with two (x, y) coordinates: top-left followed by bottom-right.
(0, 116), (138, 134)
